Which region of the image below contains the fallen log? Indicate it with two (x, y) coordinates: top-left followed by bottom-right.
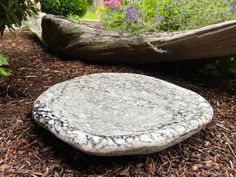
(29, 13), (236, 64)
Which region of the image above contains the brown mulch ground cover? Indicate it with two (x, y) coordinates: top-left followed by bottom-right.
(0, 30), (235, 177)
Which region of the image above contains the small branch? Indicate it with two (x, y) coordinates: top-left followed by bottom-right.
(146, 41), (168, 54)
(223, 133), (236, 158)
(216, 123), (231, 132)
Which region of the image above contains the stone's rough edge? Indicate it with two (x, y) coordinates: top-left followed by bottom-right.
(27, 12), (46, 41)
(33, 115), (205, 156)
(32, 73), (214, 156)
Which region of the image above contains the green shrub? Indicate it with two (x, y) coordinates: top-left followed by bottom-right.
(40, 0), (61, 15)
(0, 0), (38, 36)
(40, 0), (88, 16)
(61, 0), (87, 16)
(0, 53), (11, 77)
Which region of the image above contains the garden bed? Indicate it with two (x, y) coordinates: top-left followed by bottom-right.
(0, 30), (235, 176)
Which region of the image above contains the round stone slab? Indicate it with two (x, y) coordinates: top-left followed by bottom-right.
(32, 73), (213, 156)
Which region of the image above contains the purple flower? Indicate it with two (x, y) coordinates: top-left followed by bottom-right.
(155, 16), (164, 22)
(95, 24), (101, 30)
(125, 4), (140, 22)
(231, 1), (236, 13)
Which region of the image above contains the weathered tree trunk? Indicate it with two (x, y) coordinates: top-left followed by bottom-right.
(29, 14), (236, 64)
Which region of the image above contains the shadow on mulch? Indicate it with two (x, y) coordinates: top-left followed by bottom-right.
(136, 61), (236, 94)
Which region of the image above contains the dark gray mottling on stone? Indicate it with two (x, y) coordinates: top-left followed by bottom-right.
(32, 73), (213, 156)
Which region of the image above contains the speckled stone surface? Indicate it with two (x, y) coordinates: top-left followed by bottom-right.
(32, 73), (213, 156)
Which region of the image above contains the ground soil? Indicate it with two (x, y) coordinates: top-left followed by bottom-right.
(0, 30), (235, 177)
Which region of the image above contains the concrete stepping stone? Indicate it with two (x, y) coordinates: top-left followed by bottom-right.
(32, 73), (213, 156)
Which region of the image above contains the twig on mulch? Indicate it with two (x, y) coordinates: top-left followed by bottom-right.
(223, 133), (236, 158)
(216, 123), (231, 132)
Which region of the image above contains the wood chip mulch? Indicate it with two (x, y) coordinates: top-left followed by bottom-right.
(0, 30), (235, 177)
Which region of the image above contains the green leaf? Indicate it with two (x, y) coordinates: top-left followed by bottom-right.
(0, 67), (11, 77)
(0, 53), (9, 66)
(0, 0), (39, 36)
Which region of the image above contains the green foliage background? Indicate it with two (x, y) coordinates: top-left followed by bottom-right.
(40, 0), (88, 17)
